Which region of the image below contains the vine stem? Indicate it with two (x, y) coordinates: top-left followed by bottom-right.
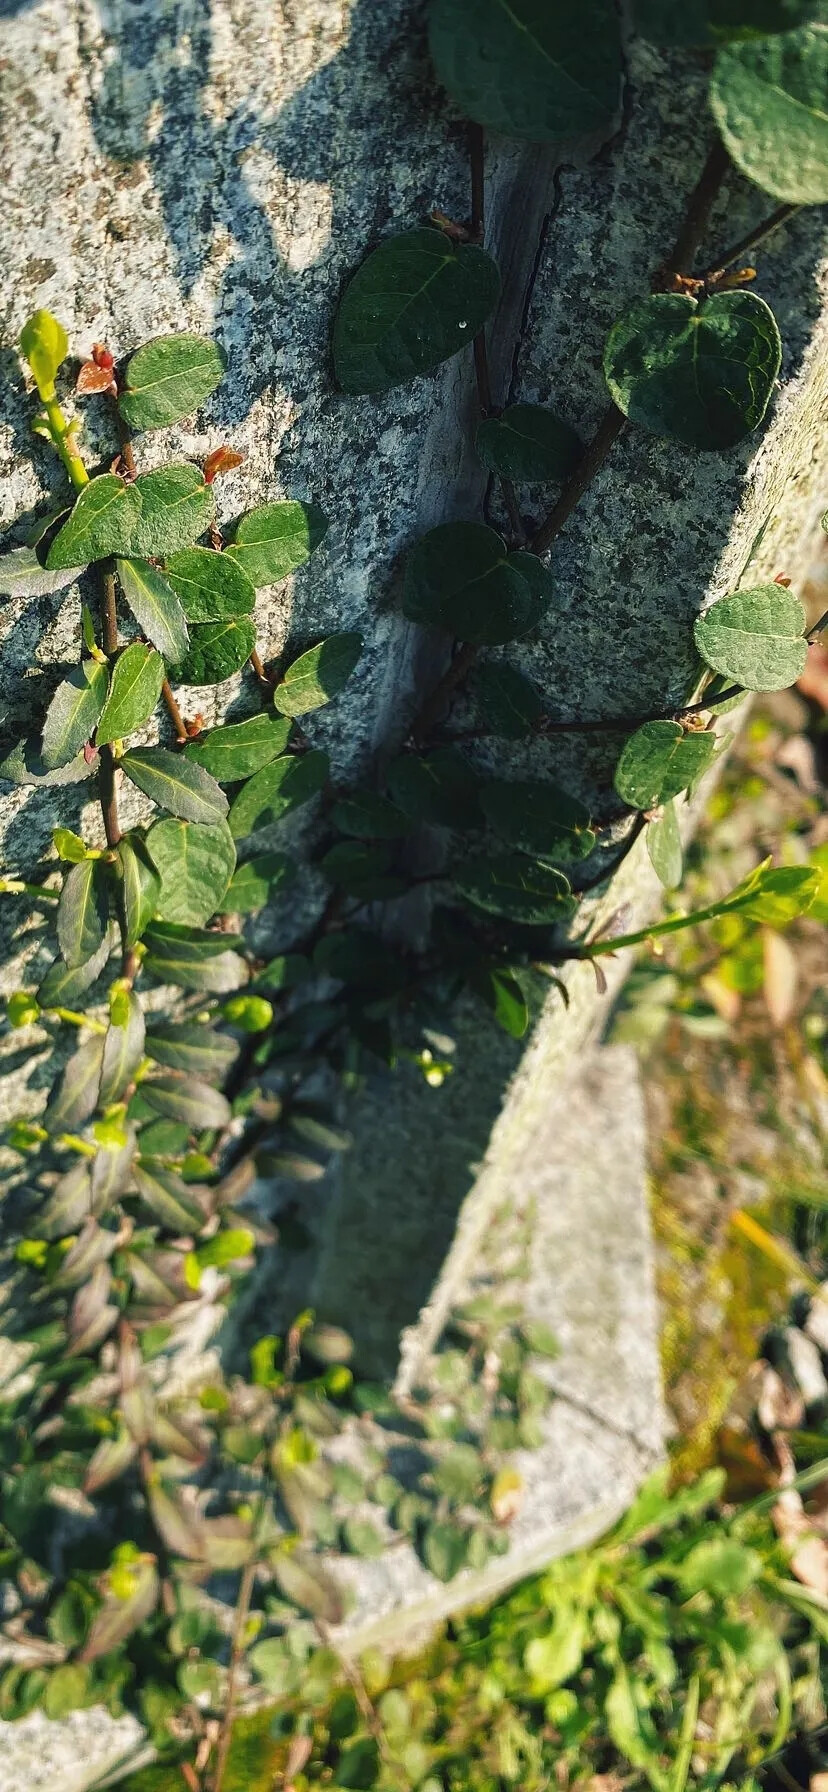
(209, 1561), (256, 1792)
(702, 202), (800, 280)
(162, 678), (188, 743)
(42, 395), (89, 489)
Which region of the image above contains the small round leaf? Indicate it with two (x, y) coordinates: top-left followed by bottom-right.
(333, 228), (501, 395)
(710, 21), (828, 203)
(694, 583), (807, 691)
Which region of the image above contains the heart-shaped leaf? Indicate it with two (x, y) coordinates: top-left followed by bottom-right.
(145, 1023), (239, 1079)
(99, 991), (146, 1106)
(635, 0), (819, 46)
(47, 475), (143, 570)
(228, 749), (328, 838)
(96, 643), (165, 745)
(694, 583), (807, 691)
(710, 21), (828, 202)
(475, 404), (582, 482)
(57, 858), (110, 968)
(604, 290), (781, 450)
(217, 852), (296, 913)
(333, 228), (501, 395)
(185, 712), (291, 781)
(121, 747), (228, 823)
(428, 0), (623, 144)
(647, 801), (683, 889)
(0, 546), (86, 599)
(480, 779), (596, 862)
(472, 660), (543, 737)
(452, 856), (575, 923)
(116, 557), (190, 662)
(614, 720), (717, 808)
(273, 632), (363, 716)
(129, 464), (214, 557)
(403, 523), (536, 644)
(118, 333), (226, 431)
(386, 747), (481, 827)
(164, 546), (255, 620)
(146, 816), (237, 925)
(116, 835), (161, 945)
(225, 500), (328, 587)
(41, 661), (108, 769)
(172, 617), (256, 685)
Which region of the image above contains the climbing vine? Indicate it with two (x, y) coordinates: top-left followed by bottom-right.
(0, 1), (826, 1785)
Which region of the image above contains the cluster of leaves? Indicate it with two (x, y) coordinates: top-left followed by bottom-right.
(121, 1462), (828, 1792)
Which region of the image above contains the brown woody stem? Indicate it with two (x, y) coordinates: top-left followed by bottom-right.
(161, 678), (188, 742)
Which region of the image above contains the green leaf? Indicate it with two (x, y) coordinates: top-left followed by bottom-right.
(172, 617), (256, 685)
(142, 1074), (231, 1130)
(38, 1163), (93, 1239)
(422, 1520), (472, 1582)
(473, 966), (529, 1037)
(143, 930), (247, 994)
(403, 522), (536, 644)
(184, 712), (291, 781)
(225, 500), (328, 587)
(452, 856), (575, 923)
(386, 747), (481, 827)
(319, 841), (406, 899)
(710, 21), (828, 203)
(0, 546), (86, 599)
(118, 333), (226, 431)
(121, 748), (229, 823)
(47, 475), (143, 570)
(41, 662), (108, 769)
(475, 404), (582, 482)
(144, 1023), (239, 1079)
(163, 545), (255, 620)
(44, 1037), (105, 1135)
(635, 0), (819, 44)
(217, 852), (296, 913)
(330, 791), (412, 838)
(129, 464), (214, 557)
(116, 835), (161, 945)
(647, 801), (683, 889)
(314, 929), (404, 991)
(428, 0), (623, 143)
(480, 778), (596, 862)
(273, 632), (363, 716)
(37, 933), (112, 1008)
(99, 991), (146, 1105)
(525, 1613), (587, 1691)
(604, 290), (781, 450)
(228, 749), (328, 838)
(678, 1537), (762, 1596)
(20, 309), (68, 397)
(0, 738), (97, 787)
(506, 550), (558, 629)
(133, 1161), (208, 1231)
(333, 227), (501, 395)
(146, 817), (236, 925)
(96, 643), (164, 745)
(341, 1516), (384, 1558)
(694, 583), (807, 691)
(472, 660), (543, 737)
(57, 858), (109, 967)
(614, 721), (718, 809)
(272, 1551), (344, 1622)
(254, 952), (311, 991)
(116, 557), (190, 662)
(43, 1664), (95, 1722)
(718, 857), (819, 924)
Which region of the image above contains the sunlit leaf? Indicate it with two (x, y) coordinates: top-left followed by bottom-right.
(116, 834), (161, 945)
(273, 632), (363, 716)
(225, 500), (328, 587)
(19, 308), (68, 396)
(142, 1074), (231, 1130)
(146, 816), (236, 925)
(115, 557), (190, 663)
(647, 801), (683, 889)
(46, 475), (143, 570)
(99, 990), (146, 1105)
(57, 857), (109, 967)
(121, 748), (228, 823)
(44, 1037), (105, 1134)
(96, 643), (164, 745)
(710, 20), (828, 202)
(217, 851), (296, 912)
(172, 617), (257, 686)
(694, 584), (807, 691)
(145, 1022), (239, 1079)
(614, 721), (717, 809)
(0, 546), (86, 599)
(118, 333), (226, 431)
(228, 749), (328, 838)
(130, 464), (214, 557)
(163, 545), (255, 620)
(41, 662), (108, 770)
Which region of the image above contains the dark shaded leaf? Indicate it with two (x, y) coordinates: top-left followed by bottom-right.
(403, 521), (536, 644)
(472, 659), (543, 737)
(46, 475), (142, 570)
(314, 929), (405, 991)
(116, 835), (161, 946)
(330, 791), (412, 838)
(184, 711), (291, 781)
(142, 1075), (231, 1130)
(96, 644), (164, 745)
(453, 855), (575, 923)
(146, 816), (236, 925)
(118, 333), (226, 431)
(84, 1431), (138, 1495)
(333, 228), (500, 395)
(99, 991), (146, 1105)
(228, 749), (328, 838)
(217, 851), (296, 912)
(130, 463), (214, 557)
(320, 841), (406, 899)
(57, 858), (109, 967)
(115, 556), (190, 662)
(604, 290), (781, 450)
(225, 500), (328, 587)
(273, 632), (363, 716)
(635, 0), (819, 47)
(172, 616), (257, 686)
(481, 779), (596, 862)
(41, 662), (108, 770)
(386, 746), (481, 827)
(164, 545), (255, 620)
(475, 404), (582, 481)
(121, 747), (228, 823)
(428, 0), (623, 145)
(145, 1022), (239, 1079)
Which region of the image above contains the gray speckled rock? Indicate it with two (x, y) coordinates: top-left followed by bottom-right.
(1, 1), (827, 1783)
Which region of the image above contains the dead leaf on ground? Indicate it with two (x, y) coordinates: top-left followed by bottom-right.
(763, 928), (798, 1028)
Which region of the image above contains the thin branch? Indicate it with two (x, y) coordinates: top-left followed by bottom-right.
(656, 138), (732, 284)
(530, 405), (626, 557)
(411, 639), (478, 745)
(161, 678), (189, 743)
(702, 202), (800, 280)
(209, 1560), (256, 1792)
(249, 647), (274, 687)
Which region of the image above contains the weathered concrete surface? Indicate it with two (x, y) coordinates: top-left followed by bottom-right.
(0, 0), (827, 1783)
